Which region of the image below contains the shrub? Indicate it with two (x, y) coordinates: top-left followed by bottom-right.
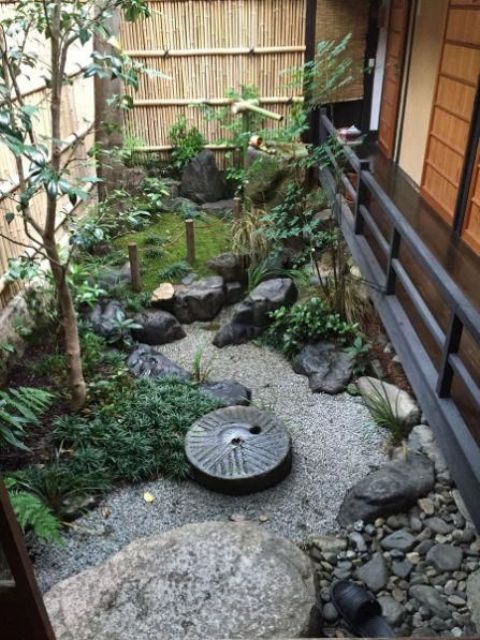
(5, 478), (62, 544)
(158, 260), (191, 282)
(264, 297), (357, 359)
(169, 116), (206, 171)
(0, 387), (53, 451)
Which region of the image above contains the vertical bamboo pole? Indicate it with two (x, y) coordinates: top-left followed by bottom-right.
(128, 243), (142, 292)
(185, 219), (196, 264)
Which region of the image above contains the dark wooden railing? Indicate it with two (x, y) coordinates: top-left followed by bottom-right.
(319, 111), (480, 530)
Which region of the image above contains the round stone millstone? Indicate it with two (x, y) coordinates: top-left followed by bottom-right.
(185, 405), (292, 494)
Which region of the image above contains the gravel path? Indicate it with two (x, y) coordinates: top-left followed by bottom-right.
(34, 315), (388, 591)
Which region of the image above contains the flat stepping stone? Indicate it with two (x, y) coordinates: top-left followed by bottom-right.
(44, 522), (316, 640)
(185, 406), (292, 494)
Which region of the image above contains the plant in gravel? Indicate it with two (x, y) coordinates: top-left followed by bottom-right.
(264, 297), (358, 359)
(0, 387), (53, 450)
(246, 256), (309, 292)
(362, 381), (410, 445)
(345, 335), (370, 376)
(5, 477), (62, 544)
(168, 116), (206, 172)
(192, 346), (215, 384)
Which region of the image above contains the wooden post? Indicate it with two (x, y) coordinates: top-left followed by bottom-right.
(436, 312), (463, 398)
(128, 243), (142, 292)
(385, 227), (401, 294)
(303, 0), (318, 187)
(0, 477), (56, 639)
(354, 159), (371, 235)
(185, 219), (195, 265)
(233, 197), (242, 222)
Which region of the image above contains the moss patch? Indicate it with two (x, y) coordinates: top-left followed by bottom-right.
(114, 213), (231, 291)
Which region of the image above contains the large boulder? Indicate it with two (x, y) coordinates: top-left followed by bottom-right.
(201, 199), (235, 217)
(338, 453), (435, 525)
(357, 376), (421, 428)
(199, 380), (251, 406)
(173, 276), (225, 323)
(180, 150), (225, 204)
(44, 522), (317, 640)
(127, 344), (191, 380)
(131, 310), (186, 345)
(213, 278), (298, 348)
(244, 155), (289, 205)
(207, 253), (245, 283)
(88, 300), (125, 340)
(292, 342), (354, 394)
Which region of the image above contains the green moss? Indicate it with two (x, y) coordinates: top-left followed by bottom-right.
(113, 213), (231, 291)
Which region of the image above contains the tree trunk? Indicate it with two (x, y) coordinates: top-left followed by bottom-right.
(43, 238), (87, 411)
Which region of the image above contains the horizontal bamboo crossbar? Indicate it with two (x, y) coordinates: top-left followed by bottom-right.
(125, 45), (306, 58)
(133, 96), (304, 107)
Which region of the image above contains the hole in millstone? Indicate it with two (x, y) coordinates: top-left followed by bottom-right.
(231, 437), (243, 445)
(249, 426), (262, 435)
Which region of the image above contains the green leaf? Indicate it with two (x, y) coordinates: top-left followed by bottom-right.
(4, 212), (15, 224)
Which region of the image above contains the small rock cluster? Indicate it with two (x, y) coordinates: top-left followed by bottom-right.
(310, 425), (480, 638)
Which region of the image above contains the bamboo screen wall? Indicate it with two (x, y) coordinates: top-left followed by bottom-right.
(119, 0), (307, 161)
(0, 2), (95, 309)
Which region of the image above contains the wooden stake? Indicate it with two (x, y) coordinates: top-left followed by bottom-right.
(185, 219), (195, 265)
(128, 243), (142, 292)
(233, 197), (242, 222)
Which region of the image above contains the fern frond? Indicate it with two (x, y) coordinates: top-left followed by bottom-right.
(8, 490), (62, 544)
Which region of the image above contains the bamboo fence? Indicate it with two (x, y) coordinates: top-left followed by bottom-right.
(0, 2), (95, 309)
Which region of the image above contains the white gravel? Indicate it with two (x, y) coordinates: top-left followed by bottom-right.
(34, 314), (388, 591)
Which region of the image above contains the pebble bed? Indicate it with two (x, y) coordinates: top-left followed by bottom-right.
(34, 315), (387, 591)
(310, 433), (480, 638)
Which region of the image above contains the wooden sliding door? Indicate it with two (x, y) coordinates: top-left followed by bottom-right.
(377, 0), (411, 159)
(421, 0), (480, 230)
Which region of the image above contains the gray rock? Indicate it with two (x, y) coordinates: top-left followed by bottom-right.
(167, 196), (200, 215)
(357, 377), (421, 428)
(199, 380), (251, 407)
(409, 585), (449, 619)
(292, 342), (354, 394)
(378, 596), (406, 626)
(356, 553), (389, 593)
(411, 629), (438, 637)
(127, 344), (191, 380)
(310, 536), (347, 555)
(408, 425), (448, 475)
(466, 569), (480, 631)
(207, 253), (245, 283)
(213, 278), (298, 348)
(95, 262), (131, 289)
(244, 155), (289, 204)
(425, 517), (453, 535)
(201, 199), (235, 217)
(88, 300), (126, 340)
(225, 282), (244, 305)
(173, 276), (225, 323)
(322, 602), (338, 623)
(392, 560), (413, 579)
(338, 453), (435, 525)
(349, 531), (367, 553)
(381, 530), (416, 553)
(44, 522), (316, 640)
(180, 150), (225, 204)
(131, 310), (186, 345)
(426, 544), (463, 572)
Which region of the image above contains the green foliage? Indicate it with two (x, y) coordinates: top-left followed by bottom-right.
(52, 377), (222, 483)
(169, 116), (206, 171)
(192, 346), (215, 383)
(231, 203), (271, 266)
(362, 381), (411, 445)
(246, 256), (308, 292)
(142, 232), (168, 247)
(158, 260), (191, 282)
(345, 335), (370, 376)
(5, 479), (62, 544)
(141, 177), (170, 212)
(0, 387), (53, 451)
(264, 297), (358, 359)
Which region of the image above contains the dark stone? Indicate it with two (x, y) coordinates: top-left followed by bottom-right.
(338, 453), (435, 525)
(213, 278), (298, 348)
(88, 300), (125, 339)
(207, 253), (245, 283)
(244, 155), (289, 205)
(378, 596), (406, 627)
(225, 282), (244, 305)
(409, 585), (449, 619)
(131, 310), (186, 345)
(199, 381), (251, 407)
(180, 150), (225, 204)
(356, 553), (389, 593)
(292, 342), (354, 394)
(127, 344), (191, 380)
(381, 530), (416, 553)
(167, 196), (200, 215)
(201, 199), (235, 217)
(426, 544), (463, 572)
(173, 276), (225, 323)
(425, 517), (453, 535)
(392, 560), (413, 579)
(185, 405), (292, 495)
(416, 540), (435, 555)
